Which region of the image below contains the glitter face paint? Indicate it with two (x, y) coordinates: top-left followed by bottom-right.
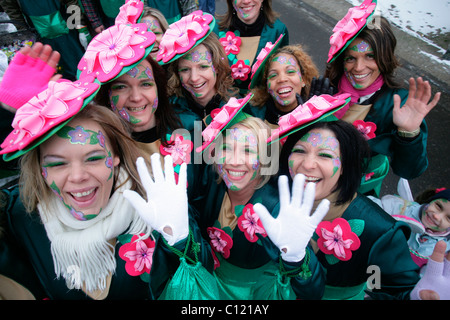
(217, 126), (260, 191)
(109, 60), (159, 131)
(177, 45), (216, 105)
(287, 129), (342, 201)
(40, 123), (119, 221)
(266, 54), (304, 110)
(343, 38), (381, 90)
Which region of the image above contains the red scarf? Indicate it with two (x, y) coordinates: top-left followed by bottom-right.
(334, 73), (384, 119)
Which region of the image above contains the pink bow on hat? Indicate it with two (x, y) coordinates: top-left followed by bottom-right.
(157, 10), (214, 64)
(268, 93), (351, 143)
(196, 93), (253, 153)
(115, 0), (144, 25)
(78, 23), (155, 83)
(327, 0), (376, 63)
(1, 80), (99, 155)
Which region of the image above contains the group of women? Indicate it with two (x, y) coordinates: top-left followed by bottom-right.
(0, 0), (448, 301)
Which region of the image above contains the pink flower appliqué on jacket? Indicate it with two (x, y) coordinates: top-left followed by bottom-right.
(207, 227), (233, 259)
(316, 218), (361, 261)
(237, 203), (267, 242)
(119, 234), (155, 276)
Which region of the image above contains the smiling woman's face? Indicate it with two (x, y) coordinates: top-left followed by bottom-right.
(177, 44), (217, 106)
(232, 0), (264, 24)
(343, 37), (381, 90)
(109, 59), (159, 132)
(288, 128), (342, 200)
(40, 118), (120, 220)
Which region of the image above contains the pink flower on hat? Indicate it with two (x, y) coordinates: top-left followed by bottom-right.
(220, 31), (241, 55)
(231, 60), (251, 81)
(327, 0), (376, 63)
(353, 119), (377, 140)
(0, 80), (99, 154)
(78, 23), (155, 83)
(157, 10), (213, 64)
(115, 0), (144, 25)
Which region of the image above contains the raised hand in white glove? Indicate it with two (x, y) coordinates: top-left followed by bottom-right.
(123, 154), (189, 246)
(253, 174), (330, 262)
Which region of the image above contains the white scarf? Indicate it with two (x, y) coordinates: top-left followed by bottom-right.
(38, 169), (150, 293)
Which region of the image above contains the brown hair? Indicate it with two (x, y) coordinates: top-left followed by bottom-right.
(250, 44), (319, 106)
(325, 16), (401, 89)
(95, 56), (182, 144)
(166, 33), (239, 101)
(19, 103), (148, 213)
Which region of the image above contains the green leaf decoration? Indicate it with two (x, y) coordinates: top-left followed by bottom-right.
(140, 272), (150, 283)
(223, 226), (233, 238)
(348, 219), (365, 237)
(325, 253), (340, 265)
(118, 233), (133, 244)
(312, 231), (319, 242)
(56, 125), (74, 139)
(235, 204), (244, 218)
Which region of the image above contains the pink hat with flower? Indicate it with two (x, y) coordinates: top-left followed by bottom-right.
(156, 10), (215, 65)
(267, 93), (351, 144)
(196, 93), (254, 153)
(248, 33), (285, 89)
(1, 79), (100, 161)
(327, 0), (377, 63)
(77, 0), (156, 83)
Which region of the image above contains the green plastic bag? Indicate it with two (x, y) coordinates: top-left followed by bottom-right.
(159, 258), (221, 300)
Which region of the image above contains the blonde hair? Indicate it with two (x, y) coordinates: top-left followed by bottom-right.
(250, 44), (319, 106)
(19, 103), (148, 213)
(167, 33), (239, 101)
(213, 116), (278, 189)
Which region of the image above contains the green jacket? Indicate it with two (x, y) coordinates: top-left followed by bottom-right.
(363, 86), (428, 180)
(191, 166), (326, 300)
(1, 185), (213, 299)
(315, 193), (420, 300)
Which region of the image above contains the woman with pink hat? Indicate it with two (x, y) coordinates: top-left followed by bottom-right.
(324, 0), (441, 195)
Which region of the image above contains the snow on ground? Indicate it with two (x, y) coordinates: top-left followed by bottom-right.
(346, 0), (450, 53)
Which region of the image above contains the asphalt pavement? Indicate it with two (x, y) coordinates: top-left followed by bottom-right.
(215, 0), (450, 197)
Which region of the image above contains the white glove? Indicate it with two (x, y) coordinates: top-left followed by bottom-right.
(254, 174), (330, 262)
(123, 154), (189, 246)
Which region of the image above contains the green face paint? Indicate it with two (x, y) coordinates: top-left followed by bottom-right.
(290, 132), (341, 178)
(108, 88), (142, 124)
(349, 40), (373, 53)
(267, 55), (303, 107)
(54, 125), (114, 180)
